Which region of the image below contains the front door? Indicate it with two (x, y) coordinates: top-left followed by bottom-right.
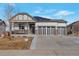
(19, 23), (25, 30)
(29, 24), (35, 34)
(18, 23), (25, 34)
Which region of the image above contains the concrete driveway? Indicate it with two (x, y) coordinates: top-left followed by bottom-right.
(0, 35), (79, 56)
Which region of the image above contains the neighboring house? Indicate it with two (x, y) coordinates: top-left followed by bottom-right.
(0, 19), (6, 37)
(9, 13), (67, 37)
(67, 21), (79, 36)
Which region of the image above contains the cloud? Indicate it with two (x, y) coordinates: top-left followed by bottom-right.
(54, 10), (75, 16)
(34, 9), (76, 20)
(40, 15), (53, 19)
(34, 9), (42, 14)
(34, 11), (40, 14)
(44, 9), (57, 13)
(34, 8), (56, 14)
(8, 3), (15, 6)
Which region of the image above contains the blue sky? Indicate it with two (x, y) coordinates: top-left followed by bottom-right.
(0, 3), (79, 24)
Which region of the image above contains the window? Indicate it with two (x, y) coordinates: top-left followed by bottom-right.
(16, 16), (19, 20)
(19, 15), (23, 20)
(28, 17), (32, 20)
(24, 15), (27, 20)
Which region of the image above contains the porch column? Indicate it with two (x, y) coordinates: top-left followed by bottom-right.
(50, 27), (51, 35)
(65, 24), (67, 35)
(9, 21), (11, 31)
(55, 26), (57, 35)
(56, 23), (58, 35)
(46, 26), (47, 35)
(11, 22), (13, 34)
(27, 22), (29, 34)
(41, 26), (43, 35)
(35, 26), (38, 35)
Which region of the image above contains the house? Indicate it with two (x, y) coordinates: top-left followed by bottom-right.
(67, 21), (79, 36)
(0, 19), (6, 37)
(9, 13), (67, 37)
(34, 16), (67, 35)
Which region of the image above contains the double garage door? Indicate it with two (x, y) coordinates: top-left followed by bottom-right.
(37, 26), (66, 35)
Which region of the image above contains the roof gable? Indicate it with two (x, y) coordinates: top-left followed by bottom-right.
(10, 13), (36, 22)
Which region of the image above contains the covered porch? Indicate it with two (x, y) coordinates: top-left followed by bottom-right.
(11, 22), (35, 35)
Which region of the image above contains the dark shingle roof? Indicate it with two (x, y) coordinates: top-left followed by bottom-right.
(34, 16), (67, 23)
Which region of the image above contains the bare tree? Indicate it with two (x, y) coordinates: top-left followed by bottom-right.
(4, 3), (14, 20)
(4, 3), (15, 32)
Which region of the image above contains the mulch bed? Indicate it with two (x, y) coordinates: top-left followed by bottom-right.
(0, 37), (33, 50)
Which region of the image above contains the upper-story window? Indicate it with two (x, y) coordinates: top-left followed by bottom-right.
(28, 17), (32, 20)
(19, 15), (23, 20)
(15, 14), (33, 21)
(16, 16), (19, 20)
(24, 15), (27, 20)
